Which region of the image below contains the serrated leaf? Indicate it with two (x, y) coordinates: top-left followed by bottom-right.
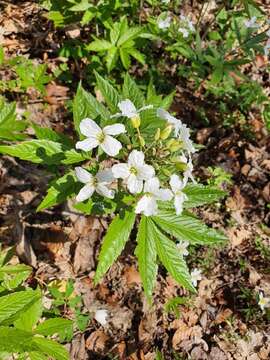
(127, 48), (145, 65)
(73, 83), (110, 136)
(135, 216), (157, 300)
(0, 140), (87, 165)
(0, 327), (34, 352)
(183, 184), (226, 208)
(32, 124), (73, 148)
(14, 297), (42, 332)
(0, 99), (27, 141)
(149, 219), (195, 292)
(35, 318), (73, 341)
(28, 352), (48, 360)
(32, 337), (69, 360)
(37, 171), (80, 211)
(94, 211), (136, 284)
(119, 48), (130, 69)
(153, 209), (227, 246)
(87, 39), (113, 52)
(0, 289), (41, 325)
(94, 72), (120, 112)
(123, 73), (145, 108)
(106, 46), (119, 72)
(117, 26), (143, 46)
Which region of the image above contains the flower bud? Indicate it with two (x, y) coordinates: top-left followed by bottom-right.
(175, 162), (187, 171)
(139, 135), (145, 147)
(162, 168), (171, 177)
(131, 115), (141, 128)
(167, 139), (182, 152)
(160, 125), (172, 140)
(154, 128), (161, 141)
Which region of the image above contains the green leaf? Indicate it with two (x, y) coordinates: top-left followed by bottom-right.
(127, 48), (145, 65)
(135, 216), (157, 300)
(32, 124), (73, 148)
(123, 73), (144, 108)
(94, 72), (120, 112)
(32, 337), (69, 360)
(117, 26), (143, 46)
(35, 318), (73, 340)
(29, 352), (48, 360)
(149, 219), (195, 292)
(119, 48), (130, 69)
(0, 264), (32, 289)
(14, 297), (43, 332)
(0, 327), (34, 352)
(94, 210), (136, 284)
(183, 184), (226, 208)
(37, 171), (80, 211)
(106, 46), (119, 72)
(0, 289), (41, 325)
(73, 83), (110, 136)
(0, 99), (27, 141)
(87, 39), (113, 52)
(153, 209), (227, 246)
(0, 140), (87, 165)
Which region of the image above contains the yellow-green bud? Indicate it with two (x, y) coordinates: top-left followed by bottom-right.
(162, 168), (171, 177)
(175, 162), (188, 171)
(152, 148), (156, 156)
(131, 115), (141, 128)
(154, 128), (161, 141)
(139, 135), (145, 147)
(168, 139), (182, 152)
(160, 125), (172, 140)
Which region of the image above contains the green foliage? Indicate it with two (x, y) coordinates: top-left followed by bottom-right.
(0, 98), (27, 141)
(0, 247), (71, 360)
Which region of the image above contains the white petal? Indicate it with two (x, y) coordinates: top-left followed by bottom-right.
(94, 309), (108, 326)
(128, 150), (145, 167)
(157, 188), (173, 201)
(127, 174), (143, 194)
(75, 167), (92, 184)
(96, 168), (114, 183)
(174, 193), (186, 215)
(144, 177), (160, 193)
(170, 174), (184, 193)
(75, 138), (99, 151)
(103, 123), (126, 135)
(76, 184), (95, 202)
(135, 195), (158, 216)
(137, 164), (155, 180)
(112, 163), (130, 179)
(157, 108), (169, 120)
(100, 135), (122, 156)
(96, 184), (115, 199)
(79, 118), (101, 137)
(118, 99), (137, 118)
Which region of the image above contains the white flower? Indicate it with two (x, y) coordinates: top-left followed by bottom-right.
(135, 177), (173, 216)
(179, 123), (196, 155)
(179, 27), (189, 38)
(258, 292), (270, 311)
(112, 99), (153, 120)
(112, 150), (155, 194)
(244, 16), (259, 28)
(157, 16), (171, 30)
(162, 0), (170, 4)
(75, 167), (114, 202)
(264, 38), (270, 56)
(179, 154), (196, 183)
(176, 240), (189, 256)
(191, 268), (202, 287)
(75, 118), (125, 157)
(157, 108), (182, 136)
(170, 174), (188, 215)
(94, 309), (108, 326)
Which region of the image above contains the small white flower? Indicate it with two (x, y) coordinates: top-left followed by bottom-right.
(157, 108), (182, 136)
(179, 27), (189, 38)
(157, 16), (171, 30)
(112, 150), (155, 194)
(179, 124), (196, 155)
(162, 0), (170, 4)
(176, 240), (189, 256)
(170, 174), (188, 215)
(135, 177), (173, 216)
(75, 167), (114, 202)
(258, 292), (270, 311)
(94, 309), (108, 326)
(179, 154), (196, 183)
(112, 99), (153, 120)
(191, 268), (202, 287)
(76, 118), (125, 157)
(244, 16), (259, 28)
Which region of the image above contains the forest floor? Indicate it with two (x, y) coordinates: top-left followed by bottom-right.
(0, 1), (270, 359)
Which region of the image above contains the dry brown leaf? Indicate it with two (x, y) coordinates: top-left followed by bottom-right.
(85, 330), (110, 354)
(227, 226), (251, 248)
(214, 308), (233, 325)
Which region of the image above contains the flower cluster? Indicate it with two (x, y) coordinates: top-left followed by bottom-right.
(157, 12), (195, 38)
(74, 99), (196, 217)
